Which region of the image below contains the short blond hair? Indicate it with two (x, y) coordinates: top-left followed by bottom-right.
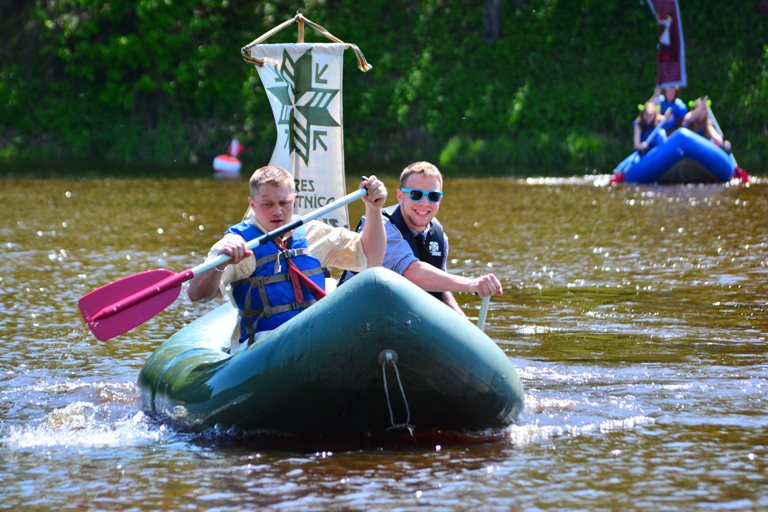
(399, 161), (443, 189)
(249, 166), (294, 197)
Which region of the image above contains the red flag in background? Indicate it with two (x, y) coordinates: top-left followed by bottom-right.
(228, 139), (243, 157)
(647, 0), (687, 88)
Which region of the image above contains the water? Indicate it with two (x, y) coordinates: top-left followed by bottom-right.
(1, 171), (767, 510)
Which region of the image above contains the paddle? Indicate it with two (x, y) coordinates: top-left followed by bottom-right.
(79, 186), (368, 341)
(644, 115), (667, 148)
(477, 296), (490, 331)
(706, 105), (747, 181)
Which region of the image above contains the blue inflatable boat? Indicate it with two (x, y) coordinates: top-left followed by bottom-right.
(614, 128), (735, 184)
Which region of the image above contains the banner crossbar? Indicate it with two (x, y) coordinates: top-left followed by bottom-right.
(241, 13), (372, 73)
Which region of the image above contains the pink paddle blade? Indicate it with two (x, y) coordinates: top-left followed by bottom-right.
(79, 269), (182, 341)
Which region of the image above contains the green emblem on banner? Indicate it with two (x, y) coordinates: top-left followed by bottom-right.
(268, 48), (340, 166)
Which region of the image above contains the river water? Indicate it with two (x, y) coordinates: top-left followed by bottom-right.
(1, 169), (766, 510)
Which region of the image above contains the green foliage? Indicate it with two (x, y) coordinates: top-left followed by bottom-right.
(438, 130), (620, 175)
(739, 44), (768, 154)
(0, 0), (766, 170)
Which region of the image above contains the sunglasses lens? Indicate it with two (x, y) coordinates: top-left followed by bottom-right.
(403, 188), (442, 203)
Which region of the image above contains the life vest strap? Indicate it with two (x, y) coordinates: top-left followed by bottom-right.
(244, 299), (318, 319)
(231, 266), (323, 289)
(251, 247), (312, 271)
(234, 267), (324, 346)
(271, 240), (327, 302)
(242, 299), (317, 347)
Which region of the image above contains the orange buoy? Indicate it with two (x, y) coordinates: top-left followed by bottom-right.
(213, 154), (242, 173)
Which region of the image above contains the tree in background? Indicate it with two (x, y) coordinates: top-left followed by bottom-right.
(1, 0), (766, 171)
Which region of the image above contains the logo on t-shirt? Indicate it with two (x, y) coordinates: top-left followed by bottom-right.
(428, 241), (441, 257)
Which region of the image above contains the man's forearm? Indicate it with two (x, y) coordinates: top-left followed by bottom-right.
(402, 261), (470, 292)
(187, 267), (223, 302)
(360, 205), (386, 268)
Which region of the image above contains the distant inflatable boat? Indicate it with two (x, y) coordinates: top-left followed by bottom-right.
(615, 128), (735, 184)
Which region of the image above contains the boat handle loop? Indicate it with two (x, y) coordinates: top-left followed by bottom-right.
(379, 350), (415, 436)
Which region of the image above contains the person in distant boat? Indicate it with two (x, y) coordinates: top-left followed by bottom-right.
(610, 100), (672, 184)
(633, 100), (670, 154)
(338, 161), (502, 317)
(187, 166), (387, 352)
(655, 85), (688, 134)
(681, 97), (732, 152)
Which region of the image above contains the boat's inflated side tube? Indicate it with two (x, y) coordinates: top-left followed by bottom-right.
(624, 128), (735, 184)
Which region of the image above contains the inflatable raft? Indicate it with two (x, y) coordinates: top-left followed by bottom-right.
(137, 268), (524, 437)
(616, 128), (735, 184)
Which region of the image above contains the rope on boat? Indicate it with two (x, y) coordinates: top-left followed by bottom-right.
(380, 350), (415, 438)
(241, 13), (372, 72)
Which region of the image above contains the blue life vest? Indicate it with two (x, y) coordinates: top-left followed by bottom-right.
(226, 218), (325, 344)
(633, 120), (663, 150)
(659, 96), (688, 131)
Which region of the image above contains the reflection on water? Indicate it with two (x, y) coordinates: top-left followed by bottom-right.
(1, 171), (767, 509)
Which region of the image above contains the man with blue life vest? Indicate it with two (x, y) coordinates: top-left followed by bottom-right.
(338, 161), (502, 317)
(187, 166), (387, 352)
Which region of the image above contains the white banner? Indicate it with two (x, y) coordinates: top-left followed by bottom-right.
(248, 43), (349, 228)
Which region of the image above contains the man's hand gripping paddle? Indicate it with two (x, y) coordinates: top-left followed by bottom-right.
(79, 187), (367, 341)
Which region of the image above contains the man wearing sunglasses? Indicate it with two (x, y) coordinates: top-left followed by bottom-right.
(339, 161), (502, 316)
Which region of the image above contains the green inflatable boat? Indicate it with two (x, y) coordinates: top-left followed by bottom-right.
(138, 267), (524, 437)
